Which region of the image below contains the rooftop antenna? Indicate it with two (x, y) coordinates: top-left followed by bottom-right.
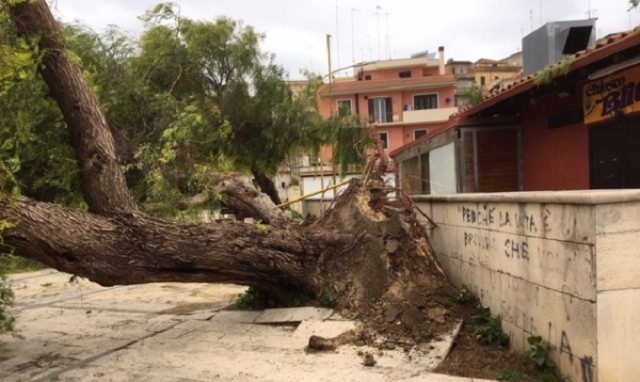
(307, 46), (315, 71)
(385, 12), (391, 59)
(539, 0), (543, 26)
(530, 10), (534, 31)
(375, 5), (382, 60)
(335, 0), (340, 77)
(351, 8), (360, 64)
(585, 0), (598, 19)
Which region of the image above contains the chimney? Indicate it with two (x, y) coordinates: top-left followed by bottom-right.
(438, 46), (445, 75)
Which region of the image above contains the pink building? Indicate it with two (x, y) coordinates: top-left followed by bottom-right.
(317, 47), (458, 164)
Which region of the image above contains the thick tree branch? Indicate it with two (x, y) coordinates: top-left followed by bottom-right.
(0, 195), (323, 295)
(218, 175), (287, 224)
(143, 174), (288, 225)
(8, 0), (135, 213)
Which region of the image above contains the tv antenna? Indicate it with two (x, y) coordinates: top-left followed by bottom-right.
(351, 8), (360, 64)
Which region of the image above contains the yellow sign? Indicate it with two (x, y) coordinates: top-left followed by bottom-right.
(583, 65), (640, 124)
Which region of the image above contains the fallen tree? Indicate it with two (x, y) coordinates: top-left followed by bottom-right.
(1, 0), (455, 345)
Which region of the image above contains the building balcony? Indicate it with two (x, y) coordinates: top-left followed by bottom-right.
(402, 107), (458, 124)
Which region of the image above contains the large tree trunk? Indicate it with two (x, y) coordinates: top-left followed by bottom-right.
(2, 0), (453, 345)
(0, 196), (325, 301)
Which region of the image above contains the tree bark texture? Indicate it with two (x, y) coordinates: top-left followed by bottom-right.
(8, 0), (135, 213)
(218, 175), (287, 225)
(0, 196), (325, 298)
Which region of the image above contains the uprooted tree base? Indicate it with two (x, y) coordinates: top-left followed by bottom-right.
(0, 0), (462, 352)
(303, 175), (459, 348)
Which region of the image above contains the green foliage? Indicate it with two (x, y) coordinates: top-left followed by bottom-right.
(0, 14), (83, 207)
(498, 369), (524, 382)
(473, 306), (509, 347)
(456, 286), (475, 303)
(253, 220), (269, 233)
(525, 335), (556, 371)
(318, 287), (335, 307)
(0, 272), (14, 336)
(318, 113), (371, 175)
(289, 208), (303, 220)
(236, 287), (269, 310)
(462, 84), (484, 107)
(288, 289), (304, 307)
(498, 368), (568, 382)
(0, 221), (16, 337)
(0, 3), (344, 212)
(0, 2), (372, 214)
(0, 254), (42, 274)
(534, 59), (575, 87)
(630, 0), (639, 9)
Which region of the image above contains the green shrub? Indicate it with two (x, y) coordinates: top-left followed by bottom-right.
(0, 272), (15, 336)
(290, 209), (303, 220)
(318, 287), (335, 307)
(289, 289), (304, 307)
(0, 254), (43, 274)
(498, 368), (523, 382)
(236, 287), (271, 310)
(473, 306), (509, 347)
(456, 286), (475, 303)
(525, 335), (556, 371)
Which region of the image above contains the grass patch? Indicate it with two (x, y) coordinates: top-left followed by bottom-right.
(533, 58), (575, 87)
(0, 254), (44, 274)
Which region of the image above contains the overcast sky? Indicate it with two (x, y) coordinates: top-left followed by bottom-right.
(49, 0), (638, 79)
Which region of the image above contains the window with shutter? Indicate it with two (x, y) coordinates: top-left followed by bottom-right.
(368, 97), (393, 123)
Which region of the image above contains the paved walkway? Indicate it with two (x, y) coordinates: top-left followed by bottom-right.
(1, 270), (495, 382)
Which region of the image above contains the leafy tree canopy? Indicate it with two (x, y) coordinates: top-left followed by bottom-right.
(0, 2), (370, 212)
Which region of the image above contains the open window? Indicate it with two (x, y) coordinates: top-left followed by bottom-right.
(369, 98), (393, 123)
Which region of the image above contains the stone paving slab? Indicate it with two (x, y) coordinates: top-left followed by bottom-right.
(207, 310), (262, 323)
(254, 307), (333, 323)
(0, 270), (496, 382)
(292, 319), (357, 340)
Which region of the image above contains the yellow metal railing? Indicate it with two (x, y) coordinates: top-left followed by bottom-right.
(277, 179), (351, 209)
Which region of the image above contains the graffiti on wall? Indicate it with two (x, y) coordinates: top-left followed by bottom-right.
(458, 205), (551, 233)
(452, 202), (596, 382)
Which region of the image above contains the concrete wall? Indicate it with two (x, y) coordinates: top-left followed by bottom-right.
(414, 190), (640, 382)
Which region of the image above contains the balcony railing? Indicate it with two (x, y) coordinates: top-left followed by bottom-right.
(402, 107), (458, 124)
